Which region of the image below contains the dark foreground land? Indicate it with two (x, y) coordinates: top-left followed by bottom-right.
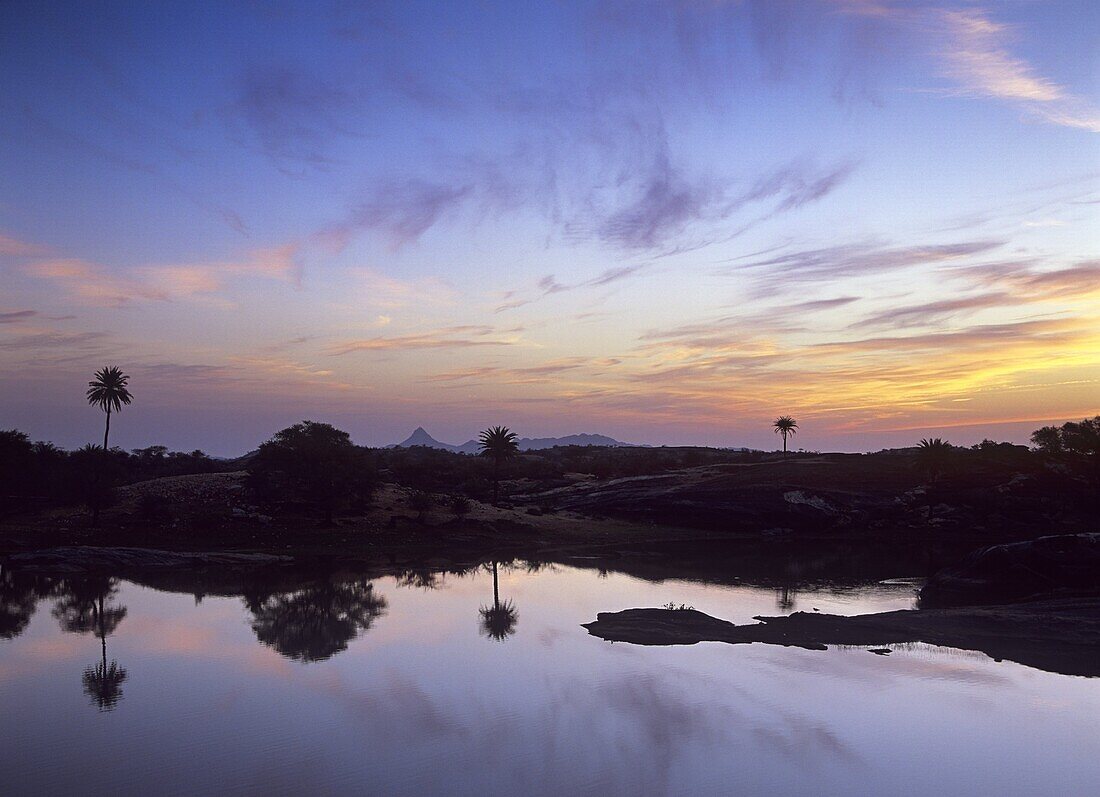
(2, 444), (1096, 677)
(1, 444), (1094, 562)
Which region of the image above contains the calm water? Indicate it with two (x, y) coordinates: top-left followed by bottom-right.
(2, 561), (1099, 796)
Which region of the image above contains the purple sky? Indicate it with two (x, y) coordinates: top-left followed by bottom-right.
(1, 1), (1097, 455)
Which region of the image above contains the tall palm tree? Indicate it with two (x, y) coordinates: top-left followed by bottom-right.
(86, 366), (133, 451)
(478, 425), (519, 504)
(916, 438), (952, 484)
(773, 416), (798, 457)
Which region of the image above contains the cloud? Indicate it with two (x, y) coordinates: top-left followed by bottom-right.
(495, 264), (650, 312)
(597, 149), (721, 250)
(0, 310), (38, 324)
(743, 160), (859, 213)
(322, 180), (476, 251)
(25, 259), (167, 306)
(848, 292), (1011, 329)
(729, 239), (1004, 294)
(330, 325), (521, 355)
(950, 259), (1100, 301)
(23, 245), (301, 307)
(0, 233), (50, 257)
(839, 3), (1100, 132)
(354, 270), (458, 309)
(427, 356), (621, 384)
(0, 329), (108, 352)
(233, 66), (355, 164)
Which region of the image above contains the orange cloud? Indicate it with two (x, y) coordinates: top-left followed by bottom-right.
(0, 232), (50, 257)
(23, 244), (301, 307)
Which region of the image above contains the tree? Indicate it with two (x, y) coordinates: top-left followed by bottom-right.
(86, 366), (133, 451)
(1032, 417), (1100, 457)
(0, 429), (34, 501)
(915, 438), (953, 484)
(478, 561), (518, 641)
(249, 421), (374, 523)
(773, 416), (798, 457)
(478, 426), (519, 504)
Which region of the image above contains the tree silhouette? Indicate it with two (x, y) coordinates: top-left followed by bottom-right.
(478, 426), (519, 504)
(53, 577), (129, 711)
(478, 561), (518, 641)
(86, 366), (133, 451)
(773, 416), (798, 457)
(247, 578), (388, 662)
(915, 438), (953, 484)
(248, 421), (374, 524)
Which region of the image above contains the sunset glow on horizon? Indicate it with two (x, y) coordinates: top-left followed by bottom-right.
(1, 1), (1097, 455)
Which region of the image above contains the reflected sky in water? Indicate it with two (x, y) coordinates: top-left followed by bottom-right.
(2, 564), (1099, 796)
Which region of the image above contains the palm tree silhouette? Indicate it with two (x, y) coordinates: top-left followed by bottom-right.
(54, 578), (129, 710)
(86, 366), (133, 451)
(478, 426), (519, 504)
(773, 416), (798, 457)
(478, 561), (518, 641)
(916, 438), (952, 484)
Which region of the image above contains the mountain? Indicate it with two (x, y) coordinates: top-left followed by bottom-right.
(389, 428), (637, 453)
(391, 427), (464, 452)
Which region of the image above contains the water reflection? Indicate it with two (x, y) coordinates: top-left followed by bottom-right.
(479, 561), (518, 642)
(0, 564), (54, 639)
(244, 577), (388, 662)
(52, 577), (129, 711)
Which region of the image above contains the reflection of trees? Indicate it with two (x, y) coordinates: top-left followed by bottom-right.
(775, 584), (797, 611)
(479, 561), (518, 642)
(246, 579), (388, 662)
(0, 565), (55, 639)
(53, 577), (128, 711)
(395, 569), (441, 590)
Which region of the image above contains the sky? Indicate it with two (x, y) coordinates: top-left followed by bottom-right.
(0, 0), (1097, 456)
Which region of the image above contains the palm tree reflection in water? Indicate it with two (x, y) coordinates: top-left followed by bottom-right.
(53, 577), (128, 711)
(479, 561), (518, 641)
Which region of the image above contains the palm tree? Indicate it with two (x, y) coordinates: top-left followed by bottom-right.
(773, 416), (798, 457)
(916, 438), (952, 484)
(478, 425), (519, 504)
(478, 561), (518, 641)
(86, 366), (133, 451)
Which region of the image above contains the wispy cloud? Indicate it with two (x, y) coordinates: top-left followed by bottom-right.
(728, 239), (1004, 295)
(231, 66), (356, 165)
(23, 245), (300, 307)
(0, 310), (38, 324)
(496, 264), (650, 312)
(427, 356), (622, 384)
(352, 270), (457, 309)
(838, 3), (1100, 132)
(330, 325), (522, 355)
(0, 233), (50, 257)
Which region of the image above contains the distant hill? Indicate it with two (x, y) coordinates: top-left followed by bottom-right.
(389, 427), (637, 454)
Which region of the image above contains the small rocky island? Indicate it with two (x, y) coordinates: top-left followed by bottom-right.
(583, 534), (1100, 677)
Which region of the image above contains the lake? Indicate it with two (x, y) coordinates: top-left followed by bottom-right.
(2, 558), (1099, 796)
